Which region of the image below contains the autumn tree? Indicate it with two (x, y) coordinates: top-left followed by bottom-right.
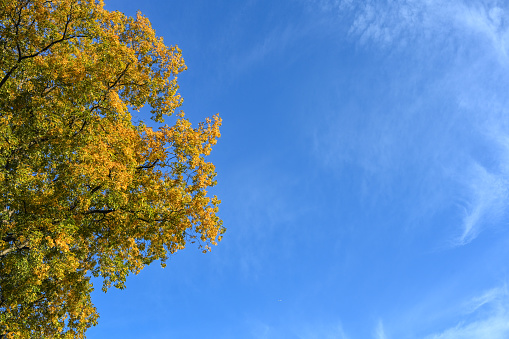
(0, 0), (224, 337)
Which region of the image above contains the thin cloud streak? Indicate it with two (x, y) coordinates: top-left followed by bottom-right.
(455, 160), (509, 246)
(464, 285), (508, 313)
(375, 320), (388, 339)
(424, 285), (509, 339)
(451, 91), (509, 245)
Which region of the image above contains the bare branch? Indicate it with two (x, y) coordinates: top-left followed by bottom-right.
(136, 159), (159, 170)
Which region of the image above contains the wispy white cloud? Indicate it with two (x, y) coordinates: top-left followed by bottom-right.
(448, 83), (509, 245)
(374, 320), (388, 339)
(454, 159), (509, 246)
(426, 316), (509, 339)
(312, 0), (509, 246)
(464, 285), (508, 313)
(453, 3), (509, 65)
(281, 285), (509, 339)
(424, 285), (509, 339)
(320, 0), (509, 62)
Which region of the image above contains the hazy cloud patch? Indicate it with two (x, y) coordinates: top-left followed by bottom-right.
(311, 0), (509, 246)
(424, 285), (509, 339)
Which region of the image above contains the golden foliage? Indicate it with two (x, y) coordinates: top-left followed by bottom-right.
(0, 0), (224, 337)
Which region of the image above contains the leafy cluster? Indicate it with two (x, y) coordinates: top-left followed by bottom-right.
(0, 0), (224, 337)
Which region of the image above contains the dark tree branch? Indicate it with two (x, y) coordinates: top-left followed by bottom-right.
(136, 159), (159, 170)
(0, 0), (87, 90)
(107, 63), (131, 92)
(89, 185), (103, 195)
(0, 240), (30, 258)
(84, 209), (116, 215)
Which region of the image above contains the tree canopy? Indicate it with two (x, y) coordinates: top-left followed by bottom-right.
(0, 0), (224, 337)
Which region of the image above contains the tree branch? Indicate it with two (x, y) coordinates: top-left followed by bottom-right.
(136, 159), (159, 170)
(0, 240), (30, 258)
(84, 209), (116, 215)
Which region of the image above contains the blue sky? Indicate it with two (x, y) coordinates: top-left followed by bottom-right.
(88, 0), (509, 338)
